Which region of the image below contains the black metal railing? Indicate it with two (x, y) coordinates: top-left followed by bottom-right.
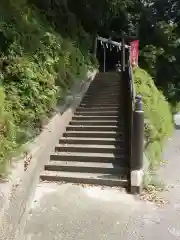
(123, 63), (134, 176)
(128, 63), (136, 106)
(125, 63), (144, 183)
(126, 63), (135, 171)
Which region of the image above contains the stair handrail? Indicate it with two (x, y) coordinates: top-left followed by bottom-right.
(128, 62), (136, 107)
(126, 62), (144, 193)
(125, 62), (135, 173)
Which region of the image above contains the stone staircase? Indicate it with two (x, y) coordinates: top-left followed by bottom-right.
(40, 72), (129, 188)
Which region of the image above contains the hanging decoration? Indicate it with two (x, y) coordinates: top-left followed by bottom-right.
(96, 35), (131, 72)
(130, 40), (139, 67)
(110, 45), (112, 51)
(116, 45), (121, 52)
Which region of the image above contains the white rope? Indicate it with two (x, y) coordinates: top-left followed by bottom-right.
(97, 36), (130, 49)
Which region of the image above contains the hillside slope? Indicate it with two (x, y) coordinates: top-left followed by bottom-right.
(134, 67), (173, 167)
(0, 0), (94, 174)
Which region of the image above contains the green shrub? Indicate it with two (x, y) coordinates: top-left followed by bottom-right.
(0, 0), (94, 174)
(133, 67), (173, 167)
(0, 87), (17, 173)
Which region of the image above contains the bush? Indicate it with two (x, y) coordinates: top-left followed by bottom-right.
(133, 67), (173, 167)
(0, 87), (17, 173)
(0, 0), (94, 174)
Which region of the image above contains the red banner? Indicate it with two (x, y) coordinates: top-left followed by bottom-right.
(130, 40), (139, 67)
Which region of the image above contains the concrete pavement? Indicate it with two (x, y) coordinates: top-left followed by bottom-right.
(22, 127), (180, 239)
(22, 182), (157, 240)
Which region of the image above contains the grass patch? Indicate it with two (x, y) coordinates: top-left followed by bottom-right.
(134, 67), (173, 168)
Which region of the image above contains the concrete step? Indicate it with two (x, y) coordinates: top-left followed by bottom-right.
(90, 83), (120, 87)
(85, 92), (120, 96)
(93, 75), (120, 79)
(69, 120), (120, 126)
(59, 137), (124, 145)
(55, 144), (125, 154)
(83, 96), (120, 101)
(89, 80), (120, 83)
(63, 131), (124, 138)
(87, 85), (120, 89)
(95, 75), (119, 78)
(81, 99), (121, 104)
(92, 84), (120, 86)
(50, 152), (126, 163)
(88, 82), (120, 86)
(45, 161), (127, 174)
(95, 74), (120, 77)
(80, 103), (120, 107)
(87, 83), (120, 87)
(91, 85), (121, 88)
(66, 125), (122, 132)
(80, 103), (121, 107)
(95, 82), (120, 85)
(94, 79), (120, 83)
(95, 72), (119, 76)
(81, 101), (121, 105)
(87, 89), (121, 95)
(76, 107), (119, 112)
(86, 90), (121, 94)
(40, 72), (128, 188)
(87, 84), (120, 88)
(82, 94), (121, 98)
(40, 171), (128, 187)
(75, 111), (119, 116)
(86, 87), (121, 91)
(72, 115), (122, 121)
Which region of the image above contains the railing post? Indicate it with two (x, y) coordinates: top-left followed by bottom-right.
(121, 33), (126, 72)
(103, 44), (106, 72)
(93, 35), (98, 58)
(131, 95), (144, 194)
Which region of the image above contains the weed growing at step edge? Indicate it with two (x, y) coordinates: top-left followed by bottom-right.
(141, 171), (169, 207)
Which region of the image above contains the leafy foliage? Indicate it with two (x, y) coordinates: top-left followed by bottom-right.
(71, 0), (180, 108)
(134, 68), (173, 167)
(0, 0), (94, 174)
(0, 0), (178, 173)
